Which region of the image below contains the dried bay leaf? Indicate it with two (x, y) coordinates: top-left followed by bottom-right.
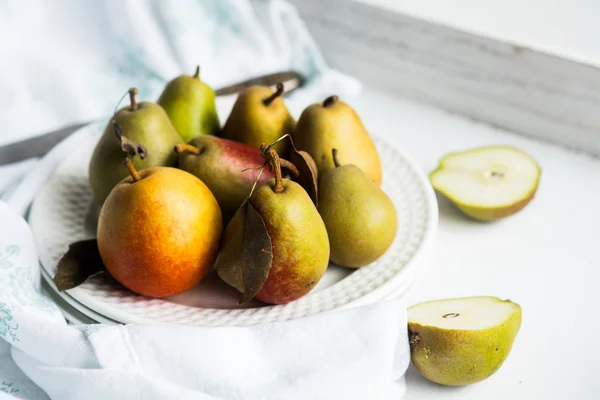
(53, 239), (106, 291)
(216, 201), (273, 303)
(240, 202), (273, 302)
(215, 211), (245, 293)
(288, 139), (318, 206)
(120, 134), (149, 159)
(260, 137), (318, 204)
(112, 121), (149, 159)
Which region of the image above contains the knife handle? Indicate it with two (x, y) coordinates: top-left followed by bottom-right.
(214, 71), (304, 96)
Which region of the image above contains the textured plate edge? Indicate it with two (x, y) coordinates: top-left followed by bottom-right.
(39, 266), (119, 325)
(40, 279), (97, 325)
(28, 121), (438, 326)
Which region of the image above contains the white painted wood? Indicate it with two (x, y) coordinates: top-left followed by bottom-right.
(354, 0), (600, 69)
(289, 0), (600, 157)
(347, 86), (600, 400)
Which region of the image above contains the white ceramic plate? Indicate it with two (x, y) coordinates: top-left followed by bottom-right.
(29, 120), (437, 326)
(40, 278), (98, 325)
(40, 267), (118, 325)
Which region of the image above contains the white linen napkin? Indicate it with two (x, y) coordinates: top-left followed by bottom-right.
(0, 1), (411, 399)
(0, 0), (359, 146)
(0, 226), (410, 399)
(0, 197), (411, 399)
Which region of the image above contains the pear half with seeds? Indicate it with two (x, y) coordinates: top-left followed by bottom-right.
(408, 296), (522, 386)
(430, 146), (541, 221)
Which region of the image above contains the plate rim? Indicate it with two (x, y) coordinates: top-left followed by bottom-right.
(39, 266), (119, 325)
(29, 121), (438, 326)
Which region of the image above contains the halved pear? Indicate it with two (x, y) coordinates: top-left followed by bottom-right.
(430, 146), (541, 221)
(408, 296), (522, 386)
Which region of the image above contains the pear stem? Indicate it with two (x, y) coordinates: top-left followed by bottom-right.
(268, 133), (290, 148)
(123, 157), (140, 182)
(323, 95), (338, 108)
(174, 143), (201, 155)
(263, 82), (284, 106)
(113, 89), (131, 116)
(332, 148), (341, 168)
(259, 134), (298, 176)
(129, 88), (139, 111)
(193, 65), (200, 79)
(110, 89), (132, 142)
(261, 145), (284, 193)
(242, 163), (266, 173)
(247, 165), (266, 201)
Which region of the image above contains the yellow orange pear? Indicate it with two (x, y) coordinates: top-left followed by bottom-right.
(97, 158), (222, 298)
(292, 95), (382, 185)
(221, 83), (294, 157)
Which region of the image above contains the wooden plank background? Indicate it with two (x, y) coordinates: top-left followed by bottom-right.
(289, 0), (600, 157)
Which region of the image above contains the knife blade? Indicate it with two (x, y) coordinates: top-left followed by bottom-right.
(0, 71), (304, 166)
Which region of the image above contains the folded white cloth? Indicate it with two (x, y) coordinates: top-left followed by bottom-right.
(0, 213), (410, 398)
(0, 0), (359, 146)
(0, 1), (410, 399)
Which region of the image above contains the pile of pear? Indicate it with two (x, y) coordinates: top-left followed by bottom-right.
(89, 67), (398, 304)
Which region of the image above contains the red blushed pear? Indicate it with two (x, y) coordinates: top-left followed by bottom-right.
(97, 158), (223, 298)
(216, 145), (330, 305)
(174, 136), (275, 221)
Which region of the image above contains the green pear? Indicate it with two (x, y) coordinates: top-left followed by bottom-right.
(318, 149), (396, 268)
(408, 296), (522, 386)
(157, 66), (220, 141)
(292, 95), (382, 185)
(89, 88), (183, 204)
(221, 83), (294, 157)
(430, 146), (541, 221)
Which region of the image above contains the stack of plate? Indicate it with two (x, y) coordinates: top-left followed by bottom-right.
(28, 122), (438, 327)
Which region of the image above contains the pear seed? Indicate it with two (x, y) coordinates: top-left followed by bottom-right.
(443, 313), (460, 318)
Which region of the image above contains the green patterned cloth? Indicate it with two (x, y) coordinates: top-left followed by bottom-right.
(0, 0), (358, 147)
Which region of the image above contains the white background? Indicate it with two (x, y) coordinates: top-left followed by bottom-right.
(348, 4), (600, 397)
(349, 87), (600, 399)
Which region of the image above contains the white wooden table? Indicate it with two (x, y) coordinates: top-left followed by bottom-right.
(288, 2), (600, 395)
(359, 0), (600, 68)
(350, 87), (600, 399)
